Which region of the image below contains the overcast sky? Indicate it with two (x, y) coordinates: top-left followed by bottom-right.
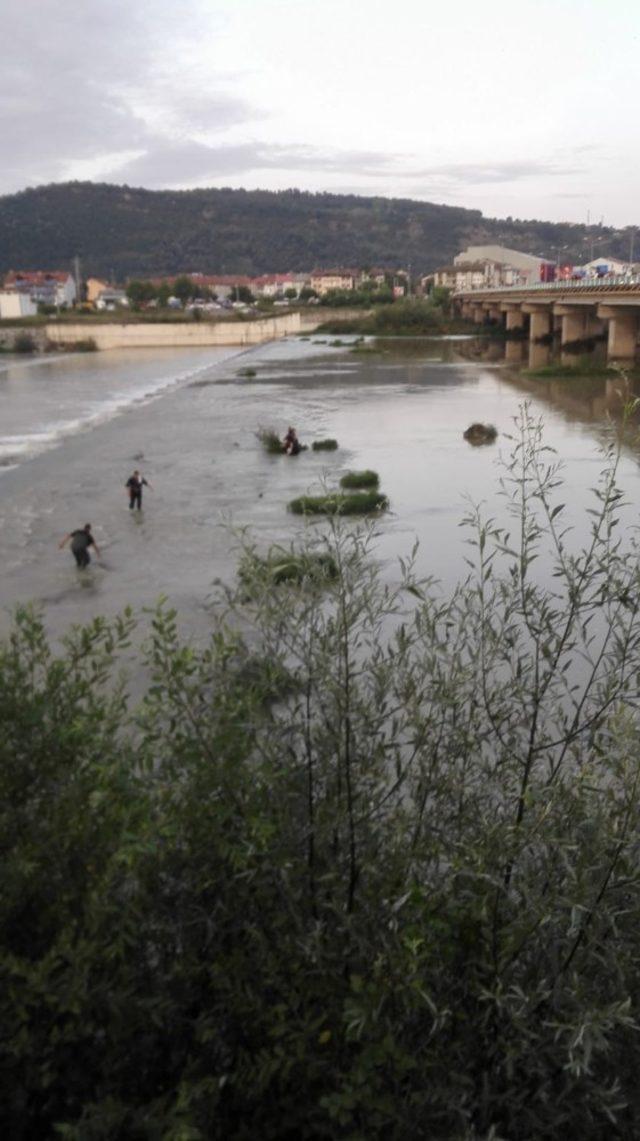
(3, 0), (638, 226)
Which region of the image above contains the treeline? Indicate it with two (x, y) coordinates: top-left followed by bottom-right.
(125, 276), (399, 310)
(3, 413), (640, 1137)
(125, 275), (257, 308)
(0, 181), (635, 279)
(317, 292), (458, 334)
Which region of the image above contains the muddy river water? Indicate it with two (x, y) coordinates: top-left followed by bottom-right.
(1, 335), (639, 646)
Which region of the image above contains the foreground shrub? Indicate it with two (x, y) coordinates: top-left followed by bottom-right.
(288, 489), (388, 515)
(339, 469), (380, 489)
(3, 409), (640, 1137)
(311, 438), (338, 451)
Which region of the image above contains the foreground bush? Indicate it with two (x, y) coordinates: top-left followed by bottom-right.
(3, 408), (640, 1138)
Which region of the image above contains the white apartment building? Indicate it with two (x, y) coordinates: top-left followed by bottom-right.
(0, 291), (38, 319)
(454, 245), (552, 286)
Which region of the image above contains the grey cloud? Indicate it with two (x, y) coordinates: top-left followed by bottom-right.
(157, 92), (260, 135)
(409, 160), (584, 185)
(108, 143), (586, 193)
(0, 2), (592, 200)
(107, 140), (400, 186)
(0, 0), (260, 192)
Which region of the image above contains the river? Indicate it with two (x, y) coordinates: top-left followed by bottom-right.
(1, 335), (639, 645)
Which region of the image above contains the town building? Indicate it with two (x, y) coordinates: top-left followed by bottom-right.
(86, 277), (111, 304)
(183, 273), (254, 299)
(454, 245), (553, 287)
(95, 289), (129, 311)
(4, 270), (77, 308)
(310, 269), (359, 295)
(251, 273), (309, 298)
(584, 256), (632, 277)
(430, 263), (488, 291)
(0, 291), (38, 319)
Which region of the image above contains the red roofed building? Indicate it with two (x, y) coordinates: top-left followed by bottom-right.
(147, 273), (254, 299)
(5, 271), (77, 308)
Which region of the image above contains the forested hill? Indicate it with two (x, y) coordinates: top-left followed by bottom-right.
(0, 181), (632, 279)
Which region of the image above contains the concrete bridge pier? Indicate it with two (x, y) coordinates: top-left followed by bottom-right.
(598, 306), (639, 362)
(455, 284), (640, 368)
(505, 338), (526, 364)
(522, 303), (552, 369)
(527, 339), (549, 370)
(501, 303), (526, 333)
(554, 305), (591, 363)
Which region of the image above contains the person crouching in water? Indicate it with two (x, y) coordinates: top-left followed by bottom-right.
(59, 523), (100, 569)
(125, 469), (152, 510)
(283, 427), (301, 455)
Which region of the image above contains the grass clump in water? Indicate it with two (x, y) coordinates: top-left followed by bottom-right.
(238, 366), (257, 378)
(238, 545), (338, 594)
(288, 490), (388, 516)
(256, 427), (284, 454)
(312, 438), (338, 452)
(522, 360), (631, 380)
(340, 470), (380, 490)
(463, 423), (498, 446)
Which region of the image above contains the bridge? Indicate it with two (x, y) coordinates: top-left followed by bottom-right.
(453, 279), (640, 368)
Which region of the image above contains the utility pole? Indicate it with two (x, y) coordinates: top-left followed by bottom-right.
(73, 255), (82, 304)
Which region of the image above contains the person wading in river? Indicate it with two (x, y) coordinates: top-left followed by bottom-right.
(283, 427), (301, 456)
(58, 523), (100, 569)
(125, 469), (153, 510)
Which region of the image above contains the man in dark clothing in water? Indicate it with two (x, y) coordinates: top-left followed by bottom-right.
(283, 427), (301, 455)
(125, 469), (152, 510)
(59, 523), (100, 568)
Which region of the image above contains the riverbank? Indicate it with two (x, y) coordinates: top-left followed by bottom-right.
(0, 308), (372, 351)
(5, 311), (311, 351)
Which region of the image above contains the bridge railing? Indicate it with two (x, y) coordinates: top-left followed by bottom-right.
(454, 276), (640, 297)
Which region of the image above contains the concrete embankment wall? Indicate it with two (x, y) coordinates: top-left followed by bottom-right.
(45, 311), (306, 351)
(0, 325), (50, 351)
(1, 307), (367, 354)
